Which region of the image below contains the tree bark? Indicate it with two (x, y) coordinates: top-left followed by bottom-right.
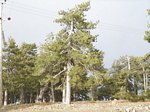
(35, 90), (39, 103)
(73, 92), (76, 102)
(91, 85), (94, 101)
(143, 67), (148, 92)
(62, 84), (66, 103)
(51, 84), (55, 103)
(4, 90), (8, 106)
(49, 84), (55, 103)
(66, 74), (71, 104)
(30, 93), (33, 103)
(143, 73), (146, 92)
(65, 62), (71, 105)
(42, 97), (46, 103)
(38, 81), (50, 102)
(146, 73), (148, 92)
(20, 88), (25, 104)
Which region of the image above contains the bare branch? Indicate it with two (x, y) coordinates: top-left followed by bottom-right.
(53, 67), (67, 78)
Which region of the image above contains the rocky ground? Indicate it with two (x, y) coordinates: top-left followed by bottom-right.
(2, 101), (150, 112)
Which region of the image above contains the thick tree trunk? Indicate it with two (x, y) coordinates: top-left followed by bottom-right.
(49, 84), (55, 103)
(20, 88), (25, 104)
(62, 84), (66, 103)
(66, 74), (71, 104)
(65, 62), (72, 105)
(38, 82), (50, 102)
(4, 90), (8, 106)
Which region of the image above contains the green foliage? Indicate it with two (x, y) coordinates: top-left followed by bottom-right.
(125, 93), (144, 102)
(114, 87), (128, 100)
(114, 88), (144, 102)
(144, 9), (150, 43)
(142, 90), (150, 100)
(2, 2), (150, 104)
(3, 38), (20, 92)
(105, 54), (150, 102)
(3, 38), (38, 103)
(35, 1), (104, 102)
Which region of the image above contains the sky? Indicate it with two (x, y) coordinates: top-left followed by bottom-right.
(2, 0), (150, 68)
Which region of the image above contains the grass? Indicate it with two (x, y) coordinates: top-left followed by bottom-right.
(2, 101), (150, 112)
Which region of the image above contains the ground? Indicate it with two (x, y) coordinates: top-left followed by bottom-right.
(2, 101), (150, 112)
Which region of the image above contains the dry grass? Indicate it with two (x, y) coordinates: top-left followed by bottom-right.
(2, 101), (150, 112)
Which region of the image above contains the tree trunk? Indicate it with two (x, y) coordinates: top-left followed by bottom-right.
(38, 81), (50, 102)
(11, 95), (14, 104)
(49, 84), (55, 103)
(143, 67), (148, 92)
(20, 88), (25, 104)
(62, 84), (66, 103)
(65, 62), (72, 105)
(0, 18), (3, 108)
(49, 91), (52, 103)
(4, 90), (8, 106)
(146, 73), (148, 92)
(42, 97), (46, 103)
(143, 73), (146, 92)
(51, 84), (55, 103)
(35, 90), (39, 103)
(133, 74), (137, 94)
(73, 92), (76, 102)
(91, 86), (94, 101)
(66, 74), (71, 104)
(30, 93), (33, 103)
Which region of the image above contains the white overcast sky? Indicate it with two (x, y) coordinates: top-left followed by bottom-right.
(2, 0), (150, 68)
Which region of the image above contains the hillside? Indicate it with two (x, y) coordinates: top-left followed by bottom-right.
(2, 101), (150, 112)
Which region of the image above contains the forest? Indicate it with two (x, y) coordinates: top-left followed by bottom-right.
(0, 1), (150, 108)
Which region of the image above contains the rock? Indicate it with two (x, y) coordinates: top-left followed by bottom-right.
(132, 109), (136, 112)
(125, 108), (130, 112)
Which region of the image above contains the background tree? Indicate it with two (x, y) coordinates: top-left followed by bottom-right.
(35, 34), (67, 102)
(3, 38), (20, 105)
(18, 43), (37, 104)
(105, 55), (149, 101)
(3, 39), (38, 104)
(144, 9), (150, 42)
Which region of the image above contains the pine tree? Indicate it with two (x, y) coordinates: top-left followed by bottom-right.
(18, 43), (37, 103)
(144, 9), (150, 42)
(3, 38), (20, 105)
(39, 2), (103, 104)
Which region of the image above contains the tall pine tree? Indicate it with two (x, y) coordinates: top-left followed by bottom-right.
(38, 1), (104, 104)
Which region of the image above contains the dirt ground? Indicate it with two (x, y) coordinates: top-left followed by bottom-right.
(2, 101), (150, 112)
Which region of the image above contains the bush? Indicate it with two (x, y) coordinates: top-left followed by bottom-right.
(126, 93), (144, 102)
(114, 91), (145, 102)
(141, 90), (150, 101)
